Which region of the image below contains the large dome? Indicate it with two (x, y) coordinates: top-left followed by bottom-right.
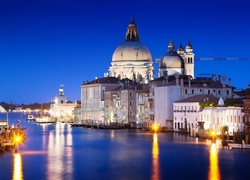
(109, 17), (154, 83)
(112, 41), (152, 62)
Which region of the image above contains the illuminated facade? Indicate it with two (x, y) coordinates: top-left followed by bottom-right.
(81, 77), (121, 123)
(173, 95), (244, 135)
(173, 94), (218, 135)
(200, 99), (244, 134)
(150, 74), (234, 128)
(50, 85), (76, 122)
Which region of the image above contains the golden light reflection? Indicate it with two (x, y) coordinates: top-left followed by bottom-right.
(152, 133), (160, 180)
(47, 123), (73, 180)
(110, 130), (115, 139)
(208, 143), (220, 180)
(12, 153), (23, 180)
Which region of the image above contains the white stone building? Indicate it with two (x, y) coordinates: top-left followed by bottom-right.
(81, 77), (122, 124)
(200, 98), (244, 134)
(173, 94), (218, 135)
(149, 74), (234, 128)
(154, 85), (181, 128)
(50, 85), (77, 122)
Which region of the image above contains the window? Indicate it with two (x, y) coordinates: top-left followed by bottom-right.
(218, 90), (221, 95)
(185, 89), (188, 94)
(192, 90), (194, 94)
(208, 90), (210, 94)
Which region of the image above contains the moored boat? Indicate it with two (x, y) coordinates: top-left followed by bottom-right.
(36, 116), (55, 124)
(27, 114), (36, 121)
(228, 140), (250, 149)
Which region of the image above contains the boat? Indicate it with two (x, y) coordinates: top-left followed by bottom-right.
(27, 115), (36, 121)
(36, 116), (55, 124)
(70, 123), (85, 127)
(228, 140), (250, 149)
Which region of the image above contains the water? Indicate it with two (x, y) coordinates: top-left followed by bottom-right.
(1, 112), (250, 180)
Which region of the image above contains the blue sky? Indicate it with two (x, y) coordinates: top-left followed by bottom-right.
(0, 0), (249, 104)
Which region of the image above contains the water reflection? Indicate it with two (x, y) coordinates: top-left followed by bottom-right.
(47, 123), (73, 180)
(208, 143), (220, 180)
(152, 133), (160, 180)
(12, 153), (23, 180)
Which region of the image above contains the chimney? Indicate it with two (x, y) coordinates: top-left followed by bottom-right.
(212, 74), (216, 81)
(218, 75), (221, 82)
(228, 78), (231, 87)
(222, 76), (226, 88)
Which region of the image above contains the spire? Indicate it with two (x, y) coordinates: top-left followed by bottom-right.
(125, 17), (139, 42)
(186, 40), (193, 49)
(59, 84), (64, 96)
(178, 43), (184, 51)
(167, 37), (175, 52)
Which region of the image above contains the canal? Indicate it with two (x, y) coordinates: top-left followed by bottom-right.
(0, 112), (250, 180)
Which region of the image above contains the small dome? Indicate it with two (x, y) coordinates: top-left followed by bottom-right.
(112, 41), (152, 62)
(186, 40), (193, 49)
(161, 51), (184, 68)
(178, 43), (184, 52)
(160, 38), (184, 68)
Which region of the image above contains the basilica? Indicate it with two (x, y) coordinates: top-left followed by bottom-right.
(80, 17), (246, 134)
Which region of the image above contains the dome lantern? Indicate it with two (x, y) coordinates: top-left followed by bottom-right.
(125, 16), (140, 42)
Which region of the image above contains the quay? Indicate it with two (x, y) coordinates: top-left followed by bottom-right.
(0, 120), (26, 154)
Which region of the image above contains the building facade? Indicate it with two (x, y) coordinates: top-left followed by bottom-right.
(50, 85), (77, 122)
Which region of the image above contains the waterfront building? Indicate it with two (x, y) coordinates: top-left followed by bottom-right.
(73, 102), (81, 123)
(0, 105), (6, 113)
(136, 85), (151, 128)
(174, 95), (244, 135)
(243, 95), (250, 130)
(199, 97), (244, 134)
(102, 78), (149, 126)
(108, 17), (154, 84)
(173, 94), (218, 135)
(50, 85), (77, 122)
(149, 73), (233, 129)
(81, 77), (122, 124)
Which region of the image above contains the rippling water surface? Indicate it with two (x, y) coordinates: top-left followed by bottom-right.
(1, 112), (250, 180)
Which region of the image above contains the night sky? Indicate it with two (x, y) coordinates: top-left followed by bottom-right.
(0, 0), (249, 104)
